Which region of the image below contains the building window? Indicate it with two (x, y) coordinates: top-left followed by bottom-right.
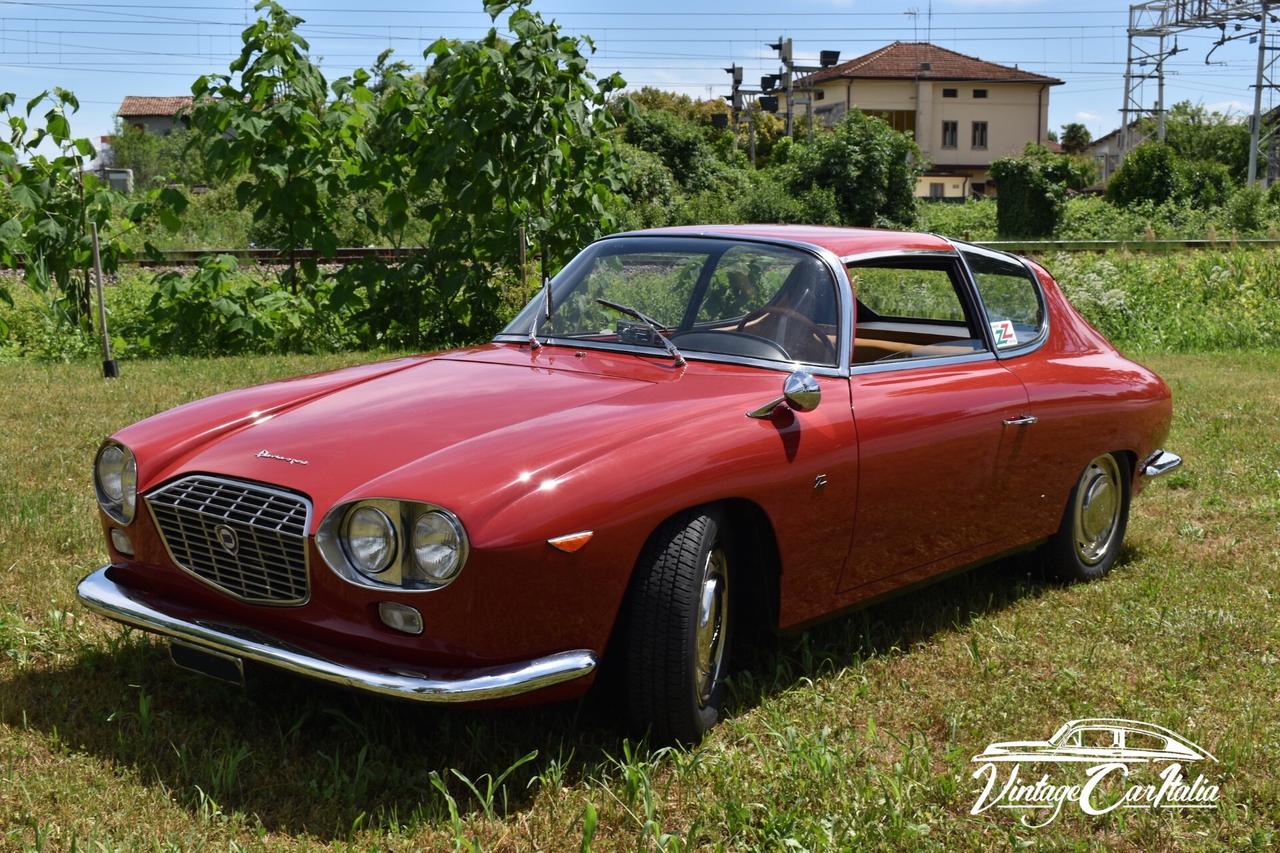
(972, 121), (988, 149)
(929, 182), (945, 198)
(941, 121), (958, 149)
(971, 182), (987, 197)
(973, 89), (988, 98)
(870, 110), (916, 134)
(942, 88), (958, 98)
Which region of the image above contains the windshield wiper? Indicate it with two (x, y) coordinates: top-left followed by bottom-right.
(527, 276), (552, 350)
(595, 298), (686, 366)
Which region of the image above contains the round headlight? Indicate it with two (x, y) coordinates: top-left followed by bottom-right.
(94, 442), (137, 524)
(409, 511), (463, 582)
(343, 506), (397, 575)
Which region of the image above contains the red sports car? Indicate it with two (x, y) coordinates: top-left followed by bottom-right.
(79, 225), (1181, 743)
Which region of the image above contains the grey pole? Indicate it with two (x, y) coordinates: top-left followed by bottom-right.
(91, 222), (118, 379)
(1249, 4), (1269, 184)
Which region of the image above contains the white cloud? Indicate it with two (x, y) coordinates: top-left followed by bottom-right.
(1075, 111), (1100, 122)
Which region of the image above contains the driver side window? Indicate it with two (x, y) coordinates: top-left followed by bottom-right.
(687, 246), (840, 366)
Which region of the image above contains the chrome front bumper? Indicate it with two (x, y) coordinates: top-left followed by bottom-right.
(1142, 449), (1183, 478)
(76, 566), (597, 703)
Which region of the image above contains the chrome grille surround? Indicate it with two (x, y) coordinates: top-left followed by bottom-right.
(146, 475), (311, 605)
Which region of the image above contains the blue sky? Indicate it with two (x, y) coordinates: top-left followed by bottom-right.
(0, 0), (1268, 148)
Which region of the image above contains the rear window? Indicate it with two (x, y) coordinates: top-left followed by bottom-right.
(962, 250), (1046, 350)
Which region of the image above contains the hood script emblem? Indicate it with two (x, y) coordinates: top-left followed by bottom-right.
(255, 449), (309, 466)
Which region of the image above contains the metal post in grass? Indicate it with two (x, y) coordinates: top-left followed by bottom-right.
(90, 222), (119, 379)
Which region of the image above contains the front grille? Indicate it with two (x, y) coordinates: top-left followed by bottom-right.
(147, 476), (310, 605)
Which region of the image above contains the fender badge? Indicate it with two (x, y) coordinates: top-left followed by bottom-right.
(548, 531), (593, 553)
(255, 449), (309, 466)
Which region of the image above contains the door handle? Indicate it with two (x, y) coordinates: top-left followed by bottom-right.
(1003, 415), (1038, 426)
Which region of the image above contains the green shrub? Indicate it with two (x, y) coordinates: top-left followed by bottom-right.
(1179, 159), (1233, 207)
(989, 154), (1064, 238)
(1105, 142), (1182, 206)
(1227, 185), (1270, 233)
(785, 110), (920, 227)
(915, 199), (997, 241)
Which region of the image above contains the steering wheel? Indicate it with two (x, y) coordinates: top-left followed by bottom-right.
(736, 305), (837, 364)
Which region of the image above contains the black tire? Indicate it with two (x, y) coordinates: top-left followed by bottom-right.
(624, 509), (733, 745)
(1043, 453), (1131, 582)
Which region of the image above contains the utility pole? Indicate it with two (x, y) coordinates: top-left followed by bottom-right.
(769, 37), (794, 137)
(1249, 5), (1270, 184)
(724, 64), (743, 153)
(1121, 1), (1277, 184)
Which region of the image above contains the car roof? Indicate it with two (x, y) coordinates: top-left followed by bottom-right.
(610, 224), (957, 259)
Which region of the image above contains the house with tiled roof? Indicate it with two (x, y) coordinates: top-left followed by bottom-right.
(785, 42), (1063, 199)
(116, 95), (194, 136)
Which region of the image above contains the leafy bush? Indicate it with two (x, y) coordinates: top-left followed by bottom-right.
(915, 198), (997, 241)
(1227, 185), (1269, 233)
(989, 153), (1065, 238)
(785, 110), (920, 227)
(138, 255), (350, 356)
(1105, 142), (1182, 206)
(1179, 159), (1233, 208)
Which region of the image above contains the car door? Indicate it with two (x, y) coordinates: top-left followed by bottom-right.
(837, 255), (1032, 592)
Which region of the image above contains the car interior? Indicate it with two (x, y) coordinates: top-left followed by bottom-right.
(847, 261), (988, 365)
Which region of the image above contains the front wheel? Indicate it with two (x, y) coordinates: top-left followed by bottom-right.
(624, 510), (733, 745)
(1042, 453), (1130, 582)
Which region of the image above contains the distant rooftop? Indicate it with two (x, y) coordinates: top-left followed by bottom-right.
(116, 95), (194, 117)
(804, 42), (1063, 86)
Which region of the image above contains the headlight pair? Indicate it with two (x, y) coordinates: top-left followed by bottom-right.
(94, 441), (138, 524)
(319, 499), (468, 590)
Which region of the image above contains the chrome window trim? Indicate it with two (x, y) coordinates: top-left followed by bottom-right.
(497, 232), (855, 378)
(845, 248), (997, 370)
(144, 474), (313, 607)
(947, 238), (1051, 359)
(851, 350), (997, 376)
(838, 247), (958, 265)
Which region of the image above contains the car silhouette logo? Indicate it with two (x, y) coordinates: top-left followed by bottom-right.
(973, 718), (1216, 764)
(214, 524), (239, 556)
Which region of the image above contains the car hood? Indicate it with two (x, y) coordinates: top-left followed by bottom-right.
(123, 347), (672, 513)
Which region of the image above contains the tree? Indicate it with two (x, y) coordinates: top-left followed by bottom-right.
(784, 110), (921, 227)
(107, 122), (207, 188)
(0, 89), (178, 333)
(189, 1), (366, 293)
(1060, 122), (1092, 155)
(1145, 101), (1249, 183)
(1105, 142), (1182, 206)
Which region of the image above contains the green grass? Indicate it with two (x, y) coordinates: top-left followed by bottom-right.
(1, 351), (1278, 849)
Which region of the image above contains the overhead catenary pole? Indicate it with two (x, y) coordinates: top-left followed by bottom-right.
(1249, 4), (1269, 184)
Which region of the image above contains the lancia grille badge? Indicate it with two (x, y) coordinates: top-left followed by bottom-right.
(214, 524), (239, 555)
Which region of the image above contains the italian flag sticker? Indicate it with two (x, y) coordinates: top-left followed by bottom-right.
(991, 320), (1018, 348)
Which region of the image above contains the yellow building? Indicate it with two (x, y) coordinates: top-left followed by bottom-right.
(785, 42), (1062, 198)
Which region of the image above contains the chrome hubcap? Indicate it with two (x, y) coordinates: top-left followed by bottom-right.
(1074, 455), (1121, 565)
(694, 548), (729, 706)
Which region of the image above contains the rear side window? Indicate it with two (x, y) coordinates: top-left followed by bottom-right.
(962, 250), (1046, 350)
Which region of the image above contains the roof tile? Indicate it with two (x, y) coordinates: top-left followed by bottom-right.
(116, 95), (194, 117)
(805, 42), (1062, 86)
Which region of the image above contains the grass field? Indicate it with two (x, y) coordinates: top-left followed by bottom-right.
(0, 351), (1277, 850)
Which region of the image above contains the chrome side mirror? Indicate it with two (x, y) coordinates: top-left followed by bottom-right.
(747, 370), (821, 419)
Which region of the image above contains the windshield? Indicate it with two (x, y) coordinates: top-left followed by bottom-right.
(500, 237), (841, 367)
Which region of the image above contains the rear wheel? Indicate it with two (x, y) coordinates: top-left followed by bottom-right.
(624, 510), (733, 744)
(1043, 453), (1130, 582)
